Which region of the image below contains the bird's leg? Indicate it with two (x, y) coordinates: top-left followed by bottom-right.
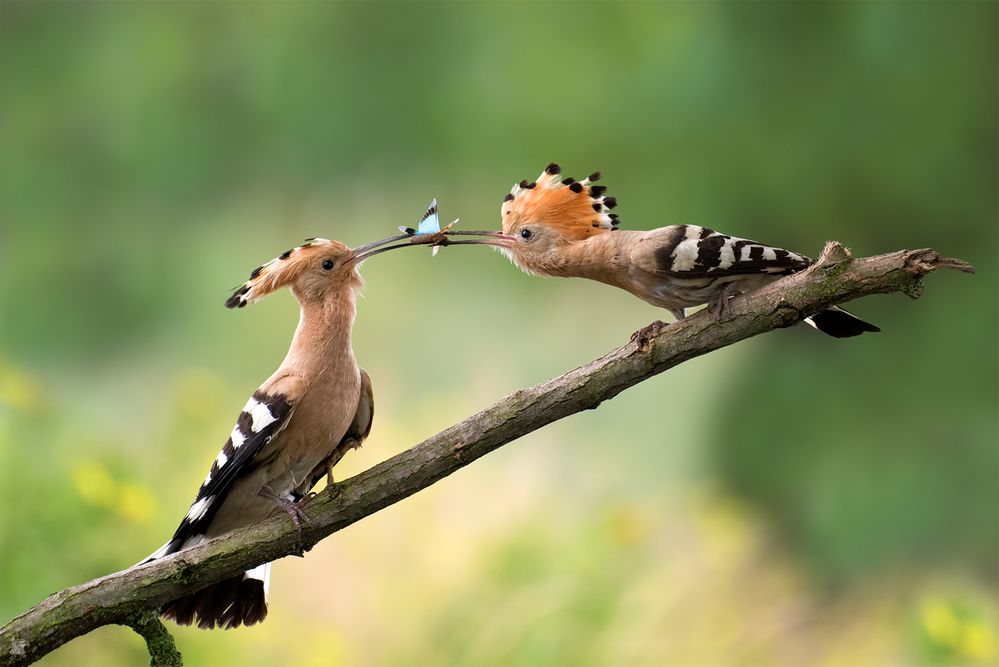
(259, 486), (312, 535)
(297, 451), (348, 509)
(298, 488), (319, 505)
(707, 284), (739, 320)
(296, 468), (334, 510)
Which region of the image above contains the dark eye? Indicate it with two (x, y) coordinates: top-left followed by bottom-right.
(520, 229), (533, 240)
(322, 259), (335, 270)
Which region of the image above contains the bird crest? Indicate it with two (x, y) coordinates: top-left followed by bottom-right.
(501, 163), (619, 241)
(225, 238), (346, 308)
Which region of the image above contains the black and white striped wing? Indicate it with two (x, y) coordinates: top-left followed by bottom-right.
(633, 225), (811, 278)
(145, 390), (294, 561)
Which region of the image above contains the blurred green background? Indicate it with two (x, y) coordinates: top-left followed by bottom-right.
(1, 2), (996, 665)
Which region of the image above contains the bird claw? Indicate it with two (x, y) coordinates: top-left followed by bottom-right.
(260, 488), (312, 538)
(707, 298), (729, 320)
(631, 320), (668, 350)
(281, 499), (312, 531)
(298, 491), (320, 510)
(298, 468), (337, 509)
(707, 285), (738, 320)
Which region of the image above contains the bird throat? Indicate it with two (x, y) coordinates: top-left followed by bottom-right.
(282, 293), (357, 377)
(536, 235), (628, 286)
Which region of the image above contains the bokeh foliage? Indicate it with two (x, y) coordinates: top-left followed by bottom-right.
(1, 2), (995, 665)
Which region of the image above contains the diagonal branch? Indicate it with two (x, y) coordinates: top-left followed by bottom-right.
(0, 243), (974, 667)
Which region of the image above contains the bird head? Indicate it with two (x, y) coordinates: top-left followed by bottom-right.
(225, 234), (429, 308)
(446, 163), (619, 275)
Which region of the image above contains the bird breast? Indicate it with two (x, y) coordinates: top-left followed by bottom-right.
(204, 362), (361, 534)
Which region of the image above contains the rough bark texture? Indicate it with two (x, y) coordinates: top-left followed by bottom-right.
(0, 244), (973, 667)
(120, 612), (183, 667)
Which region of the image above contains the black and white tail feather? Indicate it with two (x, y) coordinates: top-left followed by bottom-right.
(803, 305), (880, 338)
(140, 390), (294, 629)
(652, 224), (880, 338)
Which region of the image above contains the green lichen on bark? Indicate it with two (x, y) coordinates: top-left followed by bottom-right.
(122, 611), (183, 667)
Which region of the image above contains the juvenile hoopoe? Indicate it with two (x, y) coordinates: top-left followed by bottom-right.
(142, 233), (427, 630)
(448, 163), (879, 338)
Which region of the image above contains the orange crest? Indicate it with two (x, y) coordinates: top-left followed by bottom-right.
(225, 238), (348, 308)
(500, 163), (619, 241)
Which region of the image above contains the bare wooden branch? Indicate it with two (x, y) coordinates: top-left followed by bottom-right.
(121, 612), (183, 667)
(0, 244), (973, 666)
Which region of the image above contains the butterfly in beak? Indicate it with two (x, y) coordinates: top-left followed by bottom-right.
(399, 199), (458, 256)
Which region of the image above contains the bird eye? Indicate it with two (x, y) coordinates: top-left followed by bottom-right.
(520, 229), (533, 240)
(322, 259), (335, 270)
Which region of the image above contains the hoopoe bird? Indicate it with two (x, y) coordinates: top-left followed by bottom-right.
(448, 162), (879, 338)
(142, 233), (428, 629)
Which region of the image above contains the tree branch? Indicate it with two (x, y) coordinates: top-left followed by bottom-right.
(0, 244), (973, 666)
(120, 612), (183, 667)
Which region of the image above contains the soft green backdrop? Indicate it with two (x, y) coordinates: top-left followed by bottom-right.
(1, 2), (996, 666)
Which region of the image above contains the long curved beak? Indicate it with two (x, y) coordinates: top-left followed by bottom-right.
(348, 229), (517, 264)
(347, 233), (439, 264)
(440, 230), (517, 249)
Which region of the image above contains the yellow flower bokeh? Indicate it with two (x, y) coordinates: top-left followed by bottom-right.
(0, 359), (43, 412)
(921, 599), (997, 664)
(72, 461), (158, 524)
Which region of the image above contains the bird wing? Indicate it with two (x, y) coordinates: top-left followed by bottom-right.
(347, 369), (375, 444)
(145, 390), (295, 561)
(630, 225), (811, 278)
(294, 369), (374, 499)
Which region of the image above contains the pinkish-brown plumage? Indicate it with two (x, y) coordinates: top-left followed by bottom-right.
(453, 162), (878, 338)
(146, 234), (419, 629)
(225, 238), (363, 309)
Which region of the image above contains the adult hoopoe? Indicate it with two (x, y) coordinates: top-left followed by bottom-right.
(142, 233), (429, 629)
(447, 162), (879, 338)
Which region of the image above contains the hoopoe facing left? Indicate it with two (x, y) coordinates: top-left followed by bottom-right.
(448, 162), (879, 338)
(142, 233), (423, 629)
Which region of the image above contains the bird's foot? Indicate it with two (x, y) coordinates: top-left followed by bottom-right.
(298, 490), (320, 509)
(295, 466), (340, 511)
(299, 482), (335, 510)
(707, 298), (728, 320)
(707, 285), (738, 320)
(631, 320), (668, 350)
(260, 488), (312, 536)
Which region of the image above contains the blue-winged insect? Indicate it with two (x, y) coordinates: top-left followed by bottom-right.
(400, 199), (458, 256)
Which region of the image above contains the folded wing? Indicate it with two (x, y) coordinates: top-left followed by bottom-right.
(632, 224), (811, 278)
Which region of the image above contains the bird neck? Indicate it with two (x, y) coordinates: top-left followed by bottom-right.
(547, 234), (626, 285)
(281, 289), (358, 379)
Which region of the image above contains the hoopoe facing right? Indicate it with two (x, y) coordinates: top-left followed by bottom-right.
(142, 233), (426, 629)
(448, 163), (880, 338)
